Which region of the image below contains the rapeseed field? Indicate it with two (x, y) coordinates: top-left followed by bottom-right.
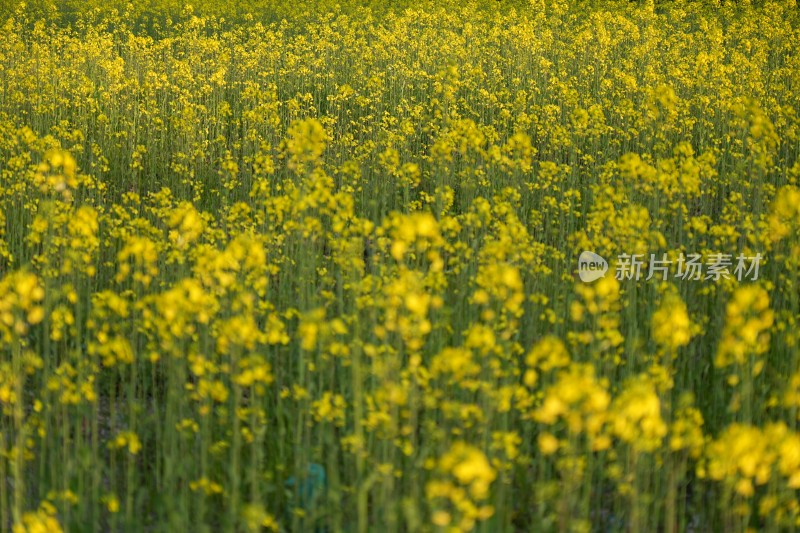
(1, 0), (799, 531)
